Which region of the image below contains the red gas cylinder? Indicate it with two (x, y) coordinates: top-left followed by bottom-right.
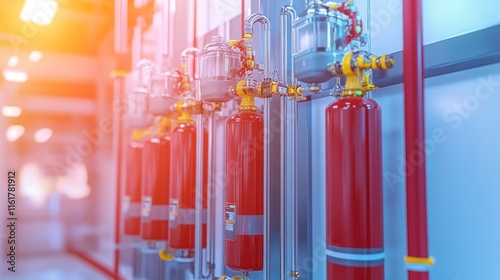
(224, 105), (264, 271)
(168, 119), (208, 250)
(123, 130), (144, 235)
(325, 96), (384, 279)
(141, 118), (171, 241)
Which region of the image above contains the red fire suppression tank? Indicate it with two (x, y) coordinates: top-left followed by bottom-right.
(168, 106), (208, 250)
(123, 130), (144, 235)
(325, 96), (384, 279)
(141, 117), (171, 241)
(224, 91), (264, 271)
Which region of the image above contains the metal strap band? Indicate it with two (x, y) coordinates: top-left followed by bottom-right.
(405, 256), (435, 272)
(327, 256), (384, 267)
(327, 245), (384, 255)
(326, 246), (384, 267)
(171, 209), (208, 225)
(235, 215), (264, 235)
(405, 264), (431, 272)
(149, 205), (170, 221)
(124, 203), (141, 218)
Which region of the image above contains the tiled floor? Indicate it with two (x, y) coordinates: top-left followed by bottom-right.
(1, 253), (109, 280)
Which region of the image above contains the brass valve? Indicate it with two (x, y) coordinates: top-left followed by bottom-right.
(287, 84), (305, 101)
(230, 34), (255, 77)
(289, 270), (301, 278)
(328, 51), (394, 97)
(175, 66), (191, 95)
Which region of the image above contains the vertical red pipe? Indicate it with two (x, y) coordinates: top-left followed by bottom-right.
(403, 0), (430, 279)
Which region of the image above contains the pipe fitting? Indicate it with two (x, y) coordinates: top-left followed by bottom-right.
(244, 13), (271, 79)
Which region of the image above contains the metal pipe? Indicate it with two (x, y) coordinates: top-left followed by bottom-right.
(280, 8), (288, 84)
(183, 47), (204, 280)
(244, 14), (271, 79)
(279, 7), (288, 280)
(113, 0), (127, 276)
(114, 0), (127, 54)
(403, 0), (430, 279)
(279, 95), (287, 280)
(366, 0), (372, 99)
(290, 98), (298, 279)
(112, 76), (125, 280)
(305, 0), (321, 7)
(131, 19), (143, 72)
(279, 5), (297, 84)
(241, 0), (245, 36)
(204, 109), (216, 278)
(279, 4), (297, 279)
(281, 4), (298, 278)
(160, 0), (171, 67)
(181, 48), (201, 80)
(263, 98), (271, 280)
(195, 112), (204, 280)
(168, 0), (175, 66)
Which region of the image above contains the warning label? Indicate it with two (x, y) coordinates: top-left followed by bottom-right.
(141, 196), (152, 218)
(225, 203), (236, 241)
(169, 199), (178, 228)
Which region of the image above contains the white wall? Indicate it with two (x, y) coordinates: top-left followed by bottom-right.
(368, 0), (500, 55)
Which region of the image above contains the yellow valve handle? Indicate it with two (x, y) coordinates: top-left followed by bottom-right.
(111, 69), (128, 78)
(131, 129), (143, 141)
(229, 40), (239, 47)
(405, 256), (435, 266)
(158, 249), (174, 262)
(160, 116), (171, 129)
(175, 100), (193, 121)
(330, 2), (340, 10)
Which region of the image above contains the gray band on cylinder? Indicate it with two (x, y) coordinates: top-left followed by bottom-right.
(236, 215), (264, 235)
(124, 203), (142, 218)
(170, 208), (208, 228)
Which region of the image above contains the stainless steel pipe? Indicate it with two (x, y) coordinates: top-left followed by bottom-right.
(281, 3), (299, 278)
(263, 98), (271, 280)
(279, 95), (287, 280)
(183, 47), (204, 280)
(290, 98), (298, 278)
(244, 14), (271, 79)
(195, 112), (204, 280)
(204, 109), (216, 278)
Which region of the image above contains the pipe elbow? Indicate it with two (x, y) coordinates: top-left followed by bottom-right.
(180, 47), (201, 66)
(280, 5), (297, 19)
(244, 13), (271, 34)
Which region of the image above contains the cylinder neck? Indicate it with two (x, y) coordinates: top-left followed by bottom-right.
(131, 129), (144, 141)
(239, 95), (257, 111)
(152, 115), (171, 135)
